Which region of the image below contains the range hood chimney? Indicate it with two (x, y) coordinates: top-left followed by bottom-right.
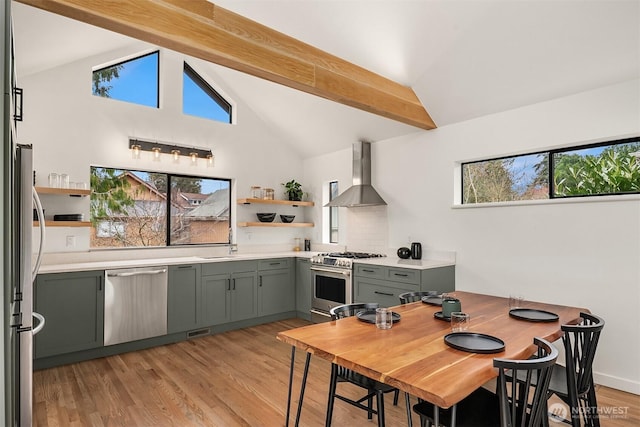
(325, 141), (387, 208)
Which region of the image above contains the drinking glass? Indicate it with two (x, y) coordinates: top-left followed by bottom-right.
(375, 308), (393, 330)
(509, 295), (525, 309)
(451, 312), (470, 332)
(48, 173), (59, 188)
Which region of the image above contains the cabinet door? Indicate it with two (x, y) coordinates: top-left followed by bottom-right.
(259, 268), (295, 316)
(230, 271), (258, 321)
(168, 264), (201, 333)
(35, 270), (104, 358)
(295, 258), (311, 316)
(421, 266), (455, 294)
(202, 274), (231, 326)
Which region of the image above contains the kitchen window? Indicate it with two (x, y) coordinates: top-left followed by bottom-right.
(462, 136), (640, 204)
(329, 181), (339, 243)
(92, 51), (159, 108)
(183, 62), (232, 124)
(90, 167), (231, 248)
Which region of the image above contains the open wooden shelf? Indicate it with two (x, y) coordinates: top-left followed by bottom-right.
(36, 186), (90, 197)
(33, 221), (91, 228)
(237, 198), (314, 207)
(237, 222), (314, 228)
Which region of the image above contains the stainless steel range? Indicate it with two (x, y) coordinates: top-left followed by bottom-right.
(309, 252), (386, 322)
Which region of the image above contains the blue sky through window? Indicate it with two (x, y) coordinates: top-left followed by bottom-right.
(94, 52), (159, 108)
(183, 66), (231, 123)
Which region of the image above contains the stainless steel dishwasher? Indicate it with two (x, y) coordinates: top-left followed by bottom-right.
(104, 266), (168, 346)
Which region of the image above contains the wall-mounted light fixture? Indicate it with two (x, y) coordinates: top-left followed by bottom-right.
(129, 138), (213, 165)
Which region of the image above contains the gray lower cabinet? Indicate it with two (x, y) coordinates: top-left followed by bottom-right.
(354, 264), (455, 307)
(34, 270), (105, 358)
(201, 261), (258, 326)
(295, 258), (311, 319)
(258, 258), (294, 316)
(168, 264), (201, 333)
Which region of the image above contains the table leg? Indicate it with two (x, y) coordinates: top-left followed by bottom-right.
(404, 393), (413, 427)
(294, 353), (311, 427)
(285, 346), (296, 427)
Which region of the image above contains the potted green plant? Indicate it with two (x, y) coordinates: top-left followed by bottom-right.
(282, 179), (303, 201)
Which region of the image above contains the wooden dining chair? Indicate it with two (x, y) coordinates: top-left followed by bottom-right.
(398, 290), (439, 304)
(326, 303), (404, 427)
(413, 337), (559, 427)
(547, 312), (605, 427)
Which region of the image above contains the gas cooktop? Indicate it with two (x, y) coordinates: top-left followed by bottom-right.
(323, 252), (386, 259)
(310, 252), (386, 269)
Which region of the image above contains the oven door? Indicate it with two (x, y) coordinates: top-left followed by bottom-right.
(310, 266), (352, 321)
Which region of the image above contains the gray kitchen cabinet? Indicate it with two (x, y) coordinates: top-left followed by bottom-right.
(258, 258), (294, 316)
(295, 258), (311, 320)
(354, 264), (455, 307)
(168, 264), (202, 333)
(34, 270), (104, 358)
(201, 261), (258, 325)
(421, 266), (455, 294)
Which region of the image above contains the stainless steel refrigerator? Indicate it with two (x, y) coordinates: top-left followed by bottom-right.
(3, 0), (46, 424)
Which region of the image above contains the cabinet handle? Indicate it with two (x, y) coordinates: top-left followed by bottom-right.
(394, 273), (409, 277)
(270, 262), (281, 266)
(227, 278), (231, 291)
(374, 291), (394, 296)
(178, 265), (192, 269)
(259, 276), (263, 287)
(362, 269), (375, 273)
(99, 276), (103, 291)
(232, 278), (236, 290)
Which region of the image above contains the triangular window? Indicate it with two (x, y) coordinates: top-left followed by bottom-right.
(92, 51), (159, 108)
(183, 63), (232, 124)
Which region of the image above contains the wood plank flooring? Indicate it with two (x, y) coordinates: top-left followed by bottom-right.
(33, 318), (639, 426)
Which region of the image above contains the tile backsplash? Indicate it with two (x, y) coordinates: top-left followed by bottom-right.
(346, 205), (388, 254)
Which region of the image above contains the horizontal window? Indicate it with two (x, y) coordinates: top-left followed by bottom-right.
(90, 167), (230, 248)
(462, 137), (640, 204)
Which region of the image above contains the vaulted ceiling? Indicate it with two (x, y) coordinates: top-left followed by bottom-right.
(12, 0), (640, 158)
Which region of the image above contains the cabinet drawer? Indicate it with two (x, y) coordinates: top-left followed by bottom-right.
(201, 260), (257, 275)
(354, 264), (385, 279)
(355, 280), (418, 308)
(258, 258), (291, 271)
(386, 268), (420, 285)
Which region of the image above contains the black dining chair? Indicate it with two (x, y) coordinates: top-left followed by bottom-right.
(413, 337), (559, 427)
(546, 312), (605, 427)
(326, 303), (405, 427)
(398, 290), (439, 304)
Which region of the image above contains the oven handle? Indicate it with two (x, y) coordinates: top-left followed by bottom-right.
(310, 266), (351, 276)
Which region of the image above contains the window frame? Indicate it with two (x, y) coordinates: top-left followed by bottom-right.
(460, 136), (640, 205)
(183, 62), (232, 124)
(90, 166), (232, 248)
(329, 180), (339, 243)
(92, 51), (160, 108)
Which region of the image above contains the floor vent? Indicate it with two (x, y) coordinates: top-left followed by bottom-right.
(187, 328), (210, 339)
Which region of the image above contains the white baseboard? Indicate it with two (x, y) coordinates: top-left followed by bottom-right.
(594, 371), (640, 395)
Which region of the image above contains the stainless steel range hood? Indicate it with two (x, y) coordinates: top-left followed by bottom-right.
(325, 141), (387, 207)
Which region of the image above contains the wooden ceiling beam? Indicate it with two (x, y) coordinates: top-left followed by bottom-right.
(17, 0), (437, 130)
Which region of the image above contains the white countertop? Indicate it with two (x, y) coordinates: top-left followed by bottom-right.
(38, 251), (317, 274)
(354, 257), (455, 270)
(37, 251), (454, 274)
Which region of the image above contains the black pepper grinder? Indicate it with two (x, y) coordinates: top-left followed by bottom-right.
(410, 242), (422, 260)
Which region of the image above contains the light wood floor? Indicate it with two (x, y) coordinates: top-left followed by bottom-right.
(33, 318), (639, 426)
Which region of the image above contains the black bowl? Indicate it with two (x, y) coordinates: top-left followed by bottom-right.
(280, 214), (295, 223)
(256, 213), (276, 222)
(397, 247), (411, 259)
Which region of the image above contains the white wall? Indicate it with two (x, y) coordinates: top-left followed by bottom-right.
(304, 79), (640, 394)
(19, 42), (311, 254)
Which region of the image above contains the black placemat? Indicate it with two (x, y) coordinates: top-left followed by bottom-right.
(421, 295), (443, 306)
(509, 308), (559, 323)
(444, 332), (505, 354)
(356, 309), (401, 324)
(434, 311), (450, 321)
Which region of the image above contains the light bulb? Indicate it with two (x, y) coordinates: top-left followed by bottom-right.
(131, 144), (141, 159)
(207, 154), (215, 167)
(152, 147), (161, 161)
(190, 152), (198, 166)
(171, 149), (181, 163)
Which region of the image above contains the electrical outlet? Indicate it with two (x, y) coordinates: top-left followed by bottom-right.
(66, 235), (76, 247)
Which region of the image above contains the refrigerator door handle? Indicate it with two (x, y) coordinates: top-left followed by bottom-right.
(32, 186), (46, 279)
(32, 312), (45, 335)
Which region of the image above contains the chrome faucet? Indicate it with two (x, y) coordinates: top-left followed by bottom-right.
(228, 228), (238, 254)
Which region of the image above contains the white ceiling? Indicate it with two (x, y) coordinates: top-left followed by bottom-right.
(11, 0), (640, 158)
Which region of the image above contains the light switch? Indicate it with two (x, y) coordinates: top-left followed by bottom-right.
(66, 235), (76, 247)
